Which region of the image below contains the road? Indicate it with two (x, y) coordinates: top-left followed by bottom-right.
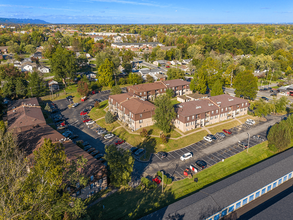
(142, 115), (281, 180)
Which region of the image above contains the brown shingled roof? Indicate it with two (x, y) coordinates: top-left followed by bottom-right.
(176, 99), (218, 117)
(8, 97), (39, 111)
(209, 94), (247, 108)
(7, 105), (46, 130)
(127, 82), (166, 92)
(121, 97), (155, 114)
(109, 92), (134, 104)
(162, 79), (190, 88)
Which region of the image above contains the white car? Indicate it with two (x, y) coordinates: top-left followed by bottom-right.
(246, 119), (255, 125)
(203, 136), (213, 142)
(104, 133), (114, 139)
(98, 130), (107, 135)
(72, 103), (79, 108)
(180, 152), (193, 161)
(85, 120), (95, 125)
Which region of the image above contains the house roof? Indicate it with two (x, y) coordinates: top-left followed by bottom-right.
(109, 92), (134, 104)
(8, 97), (39, 111)
(140, 68), (161, 75)
(186, 93), (209, 100)
(162, 79), (190, 88)
(209, 94), (248, 108)
(121, 97), (155, 114)
(127, 82), (166, 92)
(7, 105), (46, 130)
(176, 99), (218, 117)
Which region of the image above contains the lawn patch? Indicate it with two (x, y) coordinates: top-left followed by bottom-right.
(97, 118), (120, 132)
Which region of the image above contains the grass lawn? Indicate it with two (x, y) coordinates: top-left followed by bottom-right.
(181, 127), (201, 135)
(88, 101), (108, 120)
(237, 115), (258, 124)
(208, 120), (242, 134)
(87, 141), (285, 220)
(136, 125), (182, 139)
(96, 118), (120, 132)
(170, 99), (180, 106)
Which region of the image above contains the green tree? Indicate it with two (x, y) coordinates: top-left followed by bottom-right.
(98, 58), (114, 87)
(110, 85), (122, 95)
(166, 68), (185, 80)
(275, 96), (289, 113)
(50, 46), (77, 85)
(268, 120), (291, 152)
(146, 74), (154, 83)
(233, 70), (258, 100)
(15, 78), (27, 98)
(122, 62), (132, 74)
(154, 94), (176, 133)
(27, 72), (48, 97)
(104, 145), (134, 187)
(128, 72), (143, 85)
(77, 81), (89, 96)
(105, 111), (115, 124)
(196, 70), (207, 94)
(44, 103), (52, 112)
(166, 88), (174, 98)
(210, 79), (224, 96)
(24, 44), (36, 54)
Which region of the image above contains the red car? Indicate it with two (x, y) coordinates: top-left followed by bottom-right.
(91, 90), (96, 95)
(152, 176), (162, 184)
(60, 122), (65, 127)
(80, 111), (88, 116)
(81, 96), (87, 102)
(115, 140), (125, 146)
(83, 119), (91, 123)
(166, 66), (170, 68)
(223, 129), (232, 135)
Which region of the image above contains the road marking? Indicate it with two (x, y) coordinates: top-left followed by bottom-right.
(154, 154), (162, 161)
(167, 152), (176, 158)
(175, 170), (185, 179)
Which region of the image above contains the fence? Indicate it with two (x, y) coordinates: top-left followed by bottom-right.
(206, 171), (293, 220)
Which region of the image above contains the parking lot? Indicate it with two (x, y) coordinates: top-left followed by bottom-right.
(146, 119), (271, 181)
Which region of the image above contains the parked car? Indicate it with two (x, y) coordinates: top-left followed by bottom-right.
(252, 135), (264, 142)
(196, 160), (207, 169)
(84, 145), (92, 151)
(207, 134), (217, 140)
(246, 119), (255, 125)
(270, 93), (277, 96)
(83, 119), (91, 123)
(203, 136), (213, 142)
(68, 133), (78, 139)
(83, 141), (89, 146)
(152, 176), (162, 184)
(190, 165), (198, 173)
(99, 157), (106, 163)
(94, 154), (103, 159)
(86, 148), (96, 153)
(80, 111), (88, 116)
(81, 96), (87, 102)
(158, 151), (167, 158)
(261, 96), (269, 101)
(72, 103), (79, 108)
(98, 129), (107, 135)
(180, 152), (193, 161)
(166, 66), (170, 68)
(130, 147), (138, 153)
(85, 120), (95, 125)
(62, 131), (73, 137)
(238, 141), (248, 149)
(66, 96), (73, 101)
(90, 150), (100, 156)
(104, 133), (114, 139)
(134, 148), (145, 156)
(115, 140), (125, 146)
(216, 132), (225, 138)
(223, 129), (232, 134)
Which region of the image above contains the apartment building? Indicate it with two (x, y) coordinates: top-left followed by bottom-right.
(175, 94), (249, 132)
(111, 42), (164, 51)
(126, 79), (191, 101)
(108, 93), (155, 131)
(7, 98), (107, 199)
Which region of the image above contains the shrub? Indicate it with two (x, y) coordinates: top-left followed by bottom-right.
(44, 103), (52, 112)
(105, 111), (115, 124)
(140, 128), (148, 137)
(156, 171), (172, 185)
(140, 177), (157, 189)
(160, 133), (168, 143)
(94, 101), (100, 108)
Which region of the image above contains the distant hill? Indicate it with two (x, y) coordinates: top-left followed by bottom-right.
(0, 18), (49, 24)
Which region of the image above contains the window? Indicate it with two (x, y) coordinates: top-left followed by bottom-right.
(192, 115), (194, 119)
(220, 114), (223, 117)
(140, 114), (142, 118)
(216, 110), (218, 113)
(212, 111), (214, 114)
(225, 107), (227, 111)
(160, 89), (162, 92)
(244, 108), (246, 111)
(242, 103), (244, 107)
(215, 115), (218, 118)
(144, 92), (146, 95)
(221, 108), (223, 112)
(211, 116), (213, 120)
(187, 117), (189, 121)
(245, 102), (247, 106)
(164, 88), (166, 91)
(139, 120), (143, 123)
(240, 108), (243, 112)
(140, 92), (142, 95)
(186, 123), (189, 126)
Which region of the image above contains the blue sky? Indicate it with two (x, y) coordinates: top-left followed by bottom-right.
(0, 0), (292, 24)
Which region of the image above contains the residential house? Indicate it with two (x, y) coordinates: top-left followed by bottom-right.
(91, 36), (104, 42)
(113, 36), (123, 43)
(108, 93), (156, 131)
(38, 66), (50, 73)
(177, 95), (191, 103)
(111, 42), (164, 51)
(174, 94), (249, 132)
(7, 98), (107, 199)
(161, 79), (191, 96)
(48, 80), (59, 91)
(170, 60), (181, 65)
(182, 59), (192, 65)
(85, 53), (91, 58)
(21, 63), (34, 72)
(14, 60), (22, 67)
(33, 52), (42, 59)
(0, 46), (8, 54)
(139, 68), (165, 81)
(23, 58), (32, 63)
(86, 73), (97, 81)
(153, 60), (166, 66)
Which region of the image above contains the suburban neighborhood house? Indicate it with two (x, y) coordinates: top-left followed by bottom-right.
(6, 98), (107, 199)
(127, 79), (191, 101)
(111, 42), (164, 51)
(108, 93), (156, 131)
(175, 94), (249, 132)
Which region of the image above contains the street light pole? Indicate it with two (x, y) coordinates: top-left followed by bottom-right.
(247, 132), (250, 153)
(161, 171), (164, 193)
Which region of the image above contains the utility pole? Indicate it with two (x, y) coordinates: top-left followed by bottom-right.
(247, 132), (250, 153)
(161, 171), (164, 193)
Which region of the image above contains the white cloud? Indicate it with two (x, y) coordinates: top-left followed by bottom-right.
(0, 4), (80, 12)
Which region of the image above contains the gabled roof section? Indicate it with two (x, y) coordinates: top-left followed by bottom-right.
(162, 79), (190, 88)
(176, 99), (218, 117)
(121, 97), (155, 114)
(208, 94), (248, 108)
(109, 92), (134, 104)
(127, 82), (165, 92)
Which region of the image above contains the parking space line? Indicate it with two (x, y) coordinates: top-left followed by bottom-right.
(175, 171), (185, 179)
(168, 152), (176, 159)
(154, 154), (162, 161)
(173, 151), (182, 157)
